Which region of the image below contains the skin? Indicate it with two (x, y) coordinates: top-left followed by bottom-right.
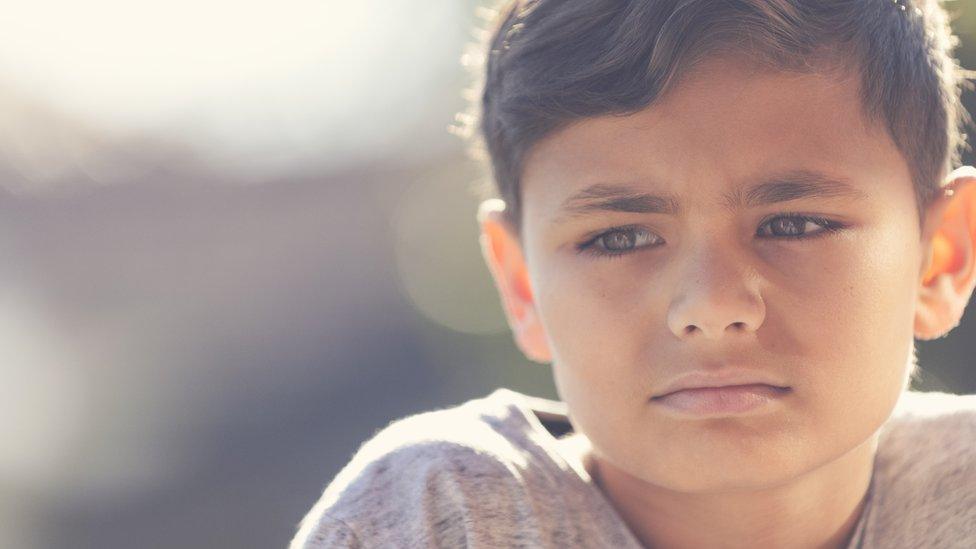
(478, 55), (976, 549)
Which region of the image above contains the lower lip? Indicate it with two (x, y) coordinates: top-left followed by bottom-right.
(650, 384), (790, 417)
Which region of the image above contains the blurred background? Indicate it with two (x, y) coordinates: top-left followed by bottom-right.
(1, 1), (974, 548)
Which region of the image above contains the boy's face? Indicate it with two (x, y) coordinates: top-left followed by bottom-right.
(510, 56), (934, 491)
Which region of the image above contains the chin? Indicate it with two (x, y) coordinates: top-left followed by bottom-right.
(626, 435), (821, 494)
(651, 462), (807, 494)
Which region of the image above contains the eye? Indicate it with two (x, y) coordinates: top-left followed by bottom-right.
(576, 225), (662, 257)
(756, 214), (844, 239)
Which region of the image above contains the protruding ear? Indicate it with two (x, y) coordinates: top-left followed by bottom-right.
(478, 199), (552, 363)
(915, 166), (976, 340)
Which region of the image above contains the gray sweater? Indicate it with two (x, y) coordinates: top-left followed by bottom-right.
(290, 389), (976, 548)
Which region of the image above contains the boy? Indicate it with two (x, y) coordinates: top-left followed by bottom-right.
(291, 0), (976, 547)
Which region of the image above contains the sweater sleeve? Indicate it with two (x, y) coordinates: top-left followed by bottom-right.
(861, 391), (976, 548)
(289, 514), (361, 549)
(287, 390), (642, 548)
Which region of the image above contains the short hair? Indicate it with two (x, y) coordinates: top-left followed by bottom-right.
(457, 0), (972, 231)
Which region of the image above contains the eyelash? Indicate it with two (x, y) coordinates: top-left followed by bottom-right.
(575, 214), (846, 259)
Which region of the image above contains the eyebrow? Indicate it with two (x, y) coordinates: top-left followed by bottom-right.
(556, 169), (869, 221)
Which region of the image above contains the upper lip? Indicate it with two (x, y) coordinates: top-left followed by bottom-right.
(652, 369), (790, 399)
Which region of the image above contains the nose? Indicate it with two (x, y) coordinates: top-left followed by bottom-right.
(666, 243), (765, 340)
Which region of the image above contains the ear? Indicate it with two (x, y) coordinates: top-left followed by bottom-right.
(915, 166), (976, 340)
(477, 199), (553, 363)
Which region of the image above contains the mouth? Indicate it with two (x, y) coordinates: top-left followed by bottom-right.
(650, 383), (792, 417)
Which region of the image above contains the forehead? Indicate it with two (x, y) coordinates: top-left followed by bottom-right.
(520, 56), (910, 222)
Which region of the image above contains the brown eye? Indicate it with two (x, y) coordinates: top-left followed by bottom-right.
(756, 215), (841, 239)
(769, 217), (806, 236)
(601, 230), (637, 251)
(586, 227), (661, 256)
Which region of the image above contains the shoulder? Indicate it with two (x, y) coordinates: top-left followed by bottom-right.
(866, 391), (976, 546)
(290, 514), (360, 549)
(879, 390), (976, 466)
(289, 389), (578, 548)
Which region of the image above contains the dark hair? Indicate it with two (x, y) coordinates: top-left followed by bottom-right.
(456, 0), (972, 230)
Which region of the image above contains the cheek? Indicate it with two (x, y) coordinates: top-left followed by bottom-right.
(781, 225), (919, 437)
(783, 227), (918, 362)
(530, 256), (654, 408)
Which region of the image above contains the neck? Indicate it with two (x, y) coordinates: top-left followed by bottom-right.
(579, 433), (878, 549)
